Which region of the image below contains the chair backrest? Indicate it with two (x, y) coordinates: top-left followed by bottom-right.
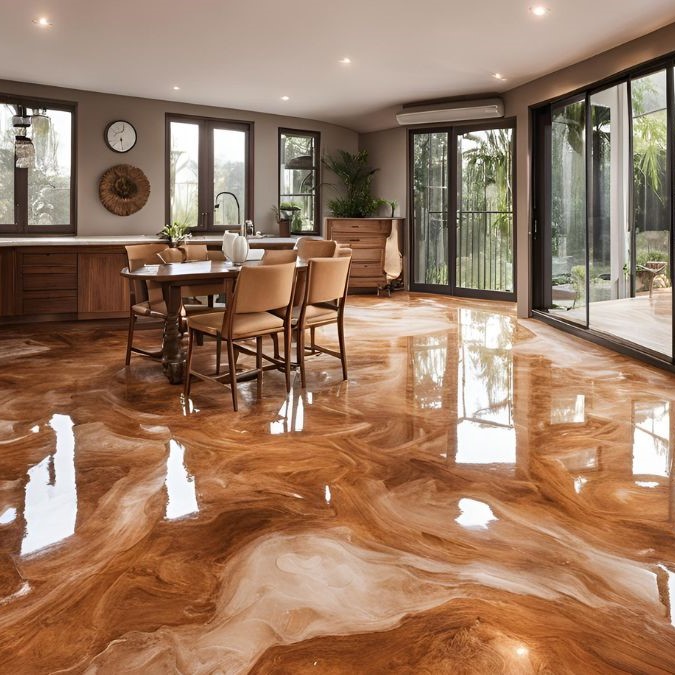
(232, 262), (296, 314)
(295, 238), (338, 260)
(157, 247), (185, 263)
(125, 244), (166, 271)
(337, 246), (352, 258)
(260, 249), (298, 265)
(181, 244), (209, 261)
(124, 244), (167, 309)
(305, 256), (351, 305)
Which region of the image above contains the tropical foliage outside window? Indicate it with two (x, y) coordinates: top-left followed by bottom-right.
(411, 125), (514, 293)
(279, 129), (319, 234)
(0, 102), (73, 233)
(542, 65), (673, 358)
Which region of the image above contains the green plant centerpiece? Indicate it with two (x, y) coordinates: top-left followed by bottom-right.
(158, 222), (195, 247)
(322, 149), (387, 217)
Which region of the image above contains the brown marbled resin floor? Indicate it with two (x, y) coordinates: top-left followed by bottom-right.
(1, 293), (675, 674)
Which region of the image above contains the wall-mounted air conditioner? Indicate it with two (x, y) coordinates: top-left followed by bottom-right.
(395, 98), (504, 125)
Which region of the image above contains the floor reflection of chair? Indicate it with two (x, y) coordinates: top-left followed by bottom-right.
(294, 256), (351, 388)
(184, 262), (297, 411)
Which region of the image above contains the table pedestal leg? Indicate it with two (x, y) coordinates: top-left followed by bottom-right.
(162, 284), (185, 384)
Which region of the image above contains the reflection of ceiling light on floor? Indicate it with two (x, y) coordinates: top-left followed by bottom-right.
(516, 646), (529, 657)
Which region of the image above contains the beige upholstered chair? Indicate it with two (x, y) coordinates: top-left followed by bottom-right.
(124, 244), (169, 364)
(295, 238), (338, 260)
(294, 256), (351, 388)
(184, 262), (297, 411)
(260, 249), (298, 265)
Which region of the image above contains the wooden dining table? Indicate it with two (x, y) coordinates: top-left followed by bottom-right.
(120, 259), (305, 384)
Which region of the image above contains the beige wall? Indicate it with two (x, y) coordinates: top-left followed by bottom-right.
(0, 79), (358, 236)
(359, 127), (408, 217)
(359, 20), (675, 317)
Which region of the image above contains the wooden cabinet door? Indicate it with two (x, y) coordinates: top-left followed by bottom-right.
(78, 252), (128, 318)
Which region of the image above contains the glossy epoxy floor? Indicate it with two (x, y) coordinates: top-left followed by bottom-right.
(1, 293), (675, 674)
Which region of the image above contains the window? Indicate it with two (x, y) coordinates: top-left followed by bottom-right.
(533, 60), (675, 362)
(410, 122), (515, 298)
(166, 114), (251, 231)
(279, 129), (320, 234)
(0, 99), (75, 234)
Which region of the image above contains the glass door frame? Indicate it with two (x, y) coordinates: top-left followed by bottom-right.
(531, 56), (675, 365)
(408, 119), (517, 301)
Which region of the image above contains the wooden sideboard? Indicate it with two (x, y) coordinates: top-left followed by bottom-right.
(0, 237), (299, 324)
(0, 245), (129, 322)
(326, 218), (405, 294)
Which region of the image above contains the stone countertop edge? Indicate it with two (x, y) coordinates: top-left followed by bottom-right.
(0, 235), (304, 247)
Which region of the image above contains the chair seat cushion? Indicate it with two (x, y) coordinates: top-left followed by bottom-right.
(188, 310), (284, 338)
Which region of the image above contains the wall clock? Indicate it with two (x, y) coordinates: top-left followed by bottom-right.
(104, 120), (137, 153)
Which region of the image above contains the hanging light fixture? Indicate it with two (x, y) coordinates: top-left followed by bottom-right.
(11, 105), (50, 169)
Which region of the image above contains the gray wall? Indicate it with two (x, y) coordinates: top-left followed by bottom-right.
(0, 79), (358, 236)
(358, 20), (675, 317)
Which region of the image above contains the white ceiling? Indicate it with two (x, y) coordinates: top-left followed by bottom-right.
(2, 0), (675, 133)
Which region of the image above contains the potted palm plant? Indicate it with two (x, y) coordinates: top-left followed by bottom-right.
(322, 150), (387, 217)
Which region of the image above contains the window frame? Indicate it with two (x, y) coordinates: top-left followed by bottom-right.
(165, 113), (253, 232)
(278, 128), (321, 235)
(0, 93), (77, 236)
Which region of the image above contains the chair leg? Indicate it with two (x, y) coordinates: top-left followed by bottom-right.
(256, 336), (263, 398)
(298, 327), (307, 388)
(227, 339), (238, 411)
(337, 317), (348, 380)
(310, 326), (316, 353)
(125, 312), (136, 365)
(184, 329), (195, 399)
(284, 327), (292, 392)
(216, 336), (222, 374)
(271, 332), (280, 360)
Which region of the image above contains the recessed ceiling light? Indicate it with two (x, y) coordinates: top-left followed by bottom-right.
(172, 86), (180, 91)
(339, 57), (351, 64)
(529, 5), (550, 16)
(33, 17), (52, 27)
(492, 73), (507, 81)
(281, 95), (290, 101)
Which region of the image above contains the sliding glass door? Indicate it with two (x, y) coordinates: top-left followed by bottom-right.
(410, 123), (515, 299)
(534, 65), (673, 361)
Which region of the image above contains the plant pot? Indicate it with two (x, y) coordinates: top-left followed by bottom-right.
(278, 219), (290, 237)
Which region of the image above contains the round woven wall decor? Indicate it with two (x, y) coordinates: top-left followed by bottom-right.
(99, 164), (150, 216)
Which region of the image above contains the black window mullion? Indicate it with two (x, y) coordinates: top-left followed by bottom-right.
(15, 168), (28, 233)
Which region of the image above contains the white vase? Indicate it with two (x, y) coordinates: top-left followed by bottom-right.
(222, 231), (238, 260)
(230, 234), (249, 264)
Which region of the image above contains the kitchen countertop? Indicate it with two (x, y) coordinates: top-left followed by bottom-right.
(0, 235), (301, 247)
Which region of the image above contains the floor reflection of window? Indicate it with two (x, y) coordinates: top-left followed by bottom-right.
(412, 335), (449, 409)
(632, 402), (671, 477)
(550, 394), (586, 424)
(165, 440), (199, 520)
(21, 414), (77, 556)
(455, 309), (516, 464)
(270, 390), (311, 434)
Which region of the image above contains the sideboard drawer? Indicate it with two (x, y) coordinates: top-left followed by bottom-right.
(23, 290), (78, 314)
(351, 262), (386, 278)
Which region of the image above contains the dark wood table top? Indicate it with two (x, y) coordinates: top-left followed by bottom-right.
(121, 260), (241, 283)
(121, 259), (307, 283)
